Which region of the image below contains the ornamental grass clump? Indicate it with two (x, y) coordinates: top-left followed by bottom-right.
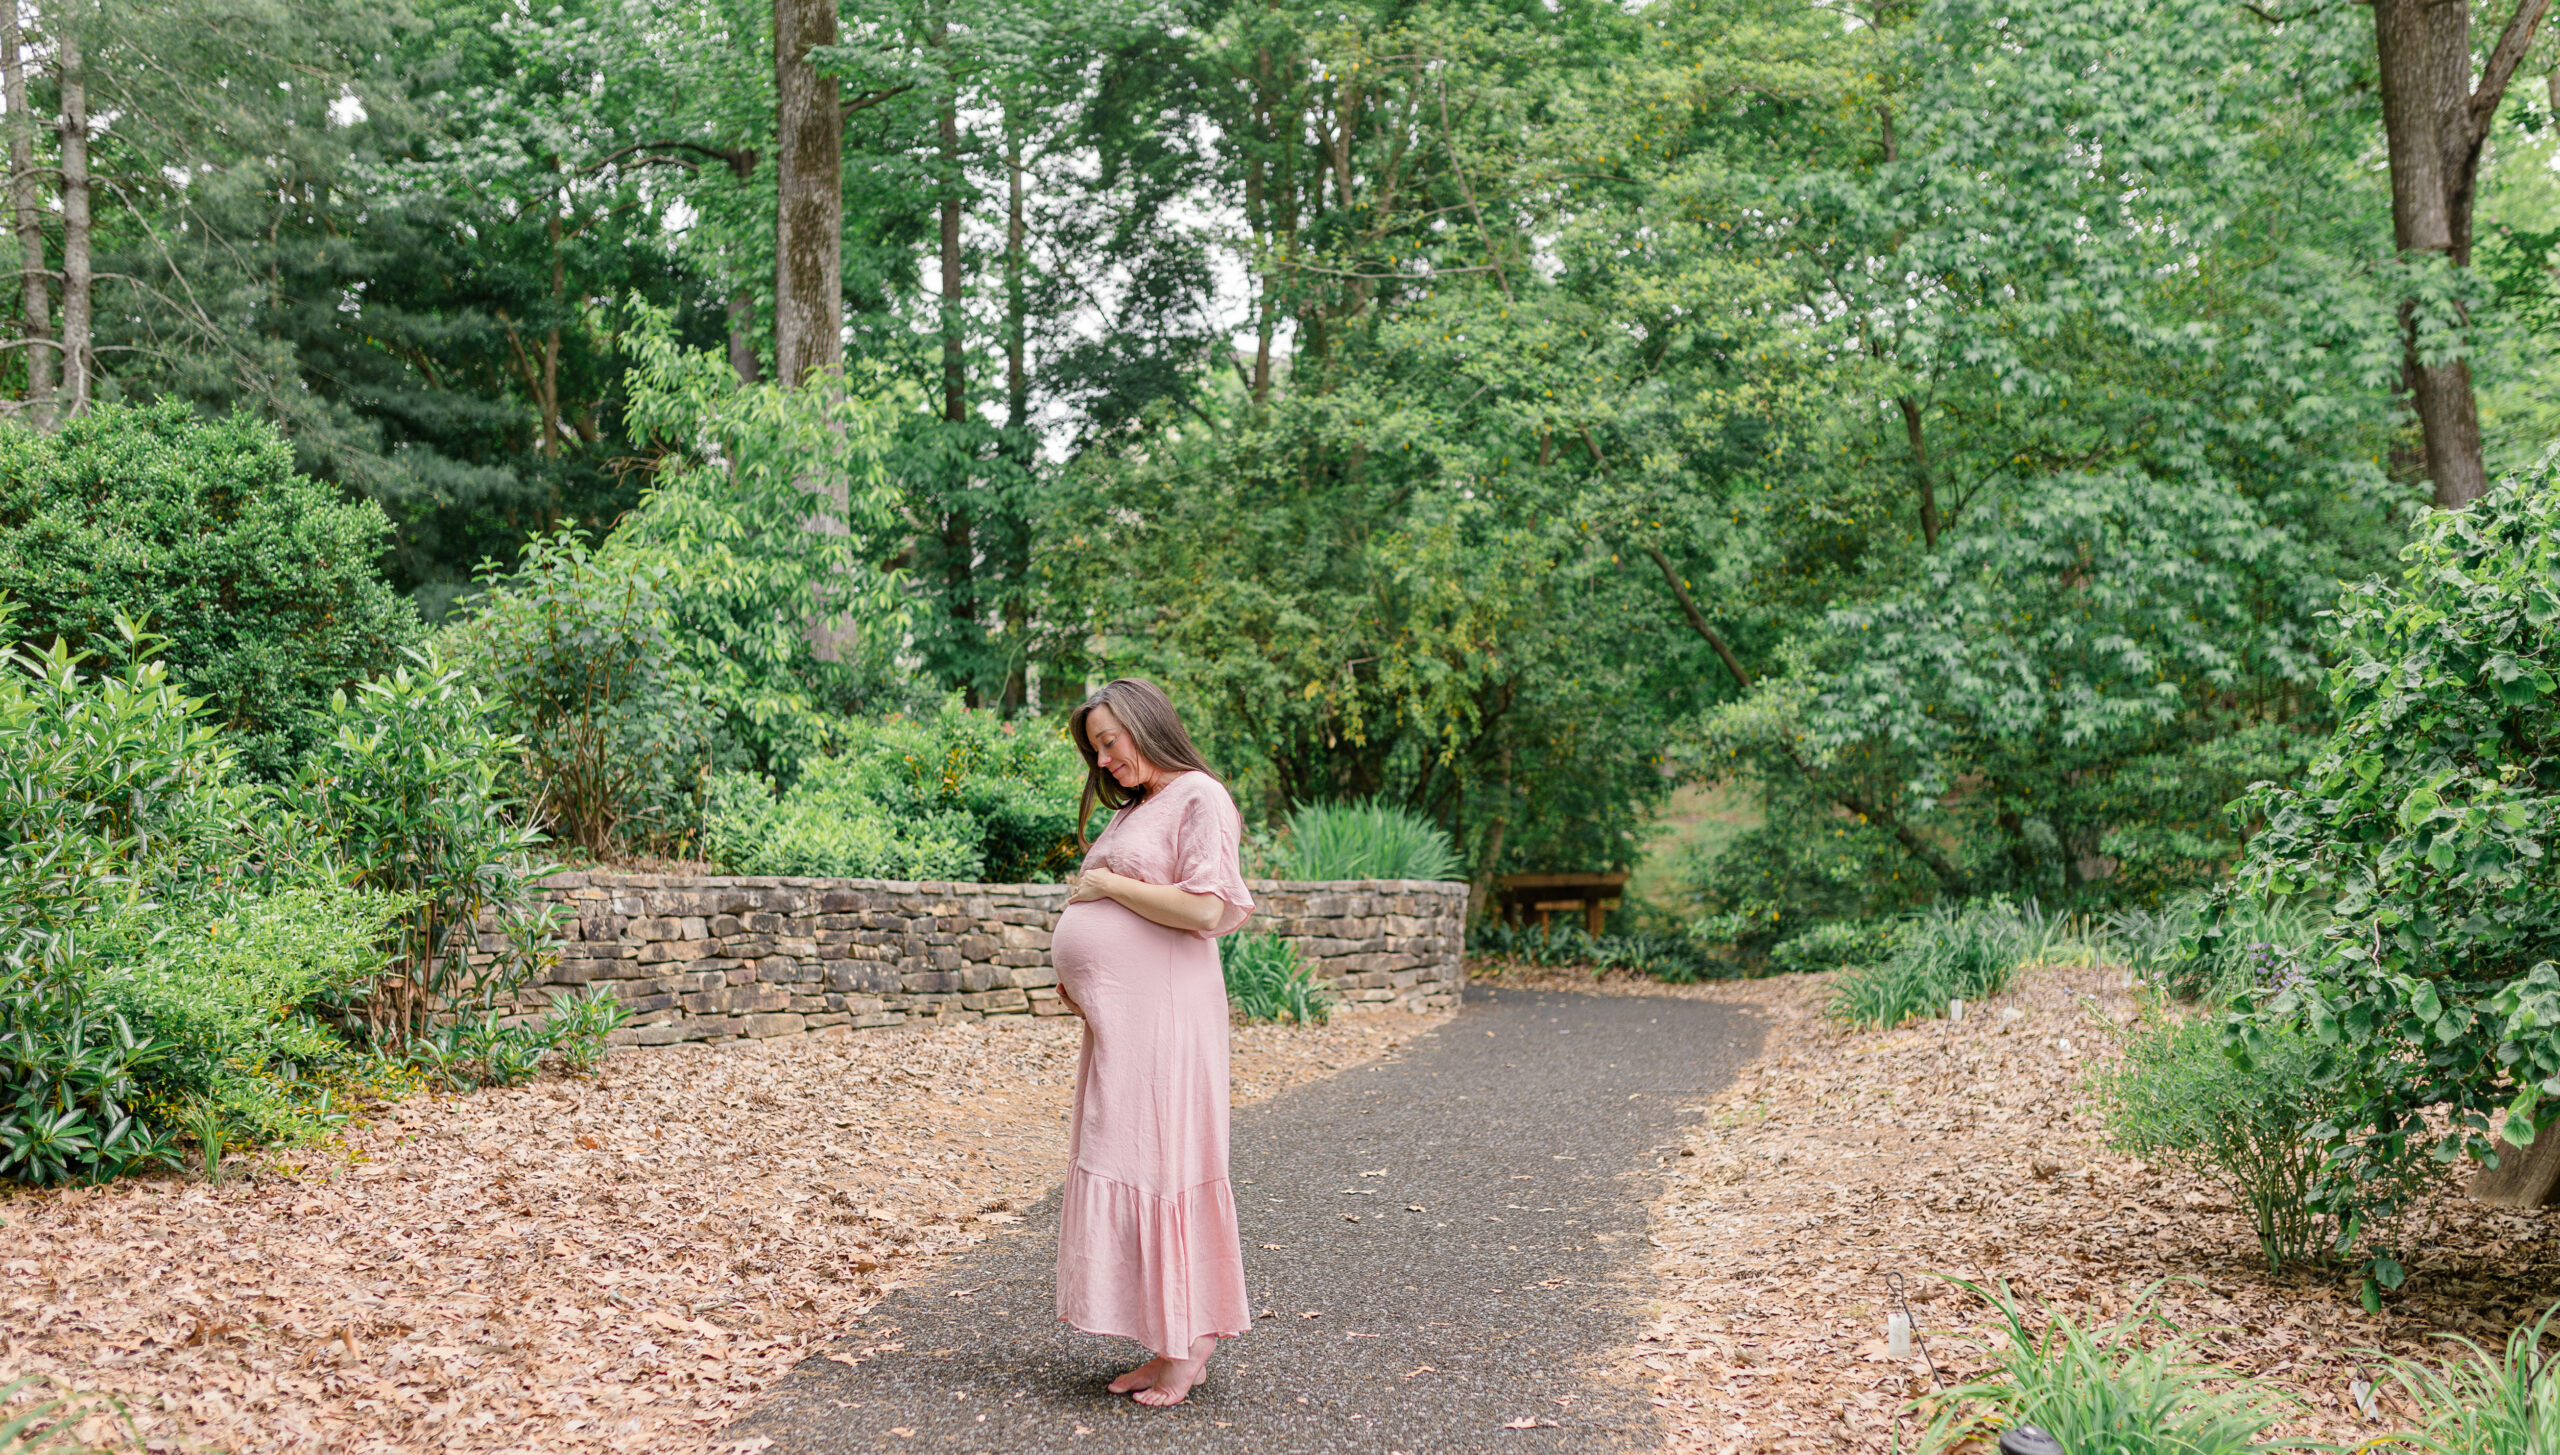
(1268, 799), (1462, 882)
(2382, 1301), (2560, 1453)
(1219, 932), (1333, 1026)
(1911, 1288), (2293, 1455)
(1828, 901), (2027, 1029)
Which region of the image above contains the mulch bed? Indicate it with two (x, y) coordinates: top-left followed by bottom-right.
(1471, 957), (2560, 1452)
(0, 1009), (1445, 1454)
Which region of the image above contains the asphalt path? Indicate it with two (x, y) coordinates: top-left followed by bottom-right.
(734, 984), (1762, 1455)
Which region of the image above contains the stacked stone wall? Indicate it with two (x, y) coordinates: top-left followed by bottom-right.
(512, 873), (1466, 1047)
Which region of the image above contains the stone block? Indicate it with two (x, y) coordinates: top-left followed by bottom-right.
(742, 1013), (805, 1039)
(710, 913), (745, 937)
(609, 1021), (699, 1047)
(1008, 965), (1059, 990)
(1000, 923), (1054, 950)
(723, 934), (776, 959)
(960, 965), (1006, 993)
(849, 1012), (905, 1029)
(903, 971), (961, 994)
(637, 939), (714, 966)
(962, 988), (1029, 1013)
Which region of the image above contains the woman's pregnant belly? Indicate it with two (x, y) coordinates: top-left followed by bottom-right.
(1053, 897), (1216, 1008)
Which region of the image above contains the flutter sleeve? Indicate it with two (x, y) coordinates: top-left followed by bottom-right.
(1169, 778), (1255, 938)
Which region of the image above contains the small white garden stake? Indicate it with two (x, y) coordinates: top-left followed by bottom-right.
(1887, 1311), (1911, 1358)
(1947, 998), (1966, 1024)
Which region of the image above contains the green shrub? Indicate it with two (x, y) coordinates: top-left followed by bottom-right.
(0, 403), (420, 779)
(0, 614), (415, 1179)
(2382, 1301), (2560, 1453)
(1468, 920), (1724, 982)
(285, 649), (561, 1047)
(704, 698), (1083, 882)
(444, 530), (717, 859)
(1914, 1290), (2293, 1455)
(542, 984), (631, 1075)
(1269, 799), (1463, 882)
(1219, 933), (1333, 1025)
(1768, 920), (1896, 974)
(2098, 1012), (2343, 1271)
(2228, 471), (2560, 1297)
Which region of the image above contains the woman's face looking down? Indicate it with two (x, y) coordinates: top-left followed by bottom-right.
(1085, 705), (1158, 793)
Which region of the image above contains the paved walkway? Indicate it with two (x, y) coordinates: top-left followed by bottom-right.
(736, 985), (1762, 1455)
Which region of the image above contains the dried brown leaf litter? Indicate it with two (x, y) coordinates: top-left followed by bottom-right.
(1476, 960), (2560, 1453)
(0, 1009), (1443, 1454)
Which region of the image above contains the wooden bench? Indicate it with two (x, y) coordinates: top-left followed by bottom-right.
(1491, 872), (1630, 936)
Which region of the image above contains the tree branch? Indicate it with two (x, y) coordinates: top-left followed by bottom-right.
(2474, 0), (2554, 148)
(1639, 543), (1752, 692)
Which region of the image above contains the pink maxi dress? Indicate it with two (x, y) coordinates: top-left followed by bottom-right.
(1051, 771), (1256, 1358)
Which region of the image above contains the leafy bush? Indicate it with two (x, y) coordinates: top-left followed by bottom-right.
(2099, 1012), (2347, 1271)
(1469, 920), (1723, 982)
(0, 614), (411, 1180)
(704, 698), (1083, 882)
(1914, 1290), (2293, 1455)
(1219, 933), (1333, 1025)
(2383, 1301), (2560, 1452)
(1268, 799), (1463, 882)
(0, 988), (174, 1185)
(2229, 472), (2560, 1294)
(1767, 920), (1895, 974)
(542, 984), (632, 1075)
(0, 403), (421, 779)
(285, 650), (561, 1048)
(444, 530), (717, 858)
(612, 306), (912, 778)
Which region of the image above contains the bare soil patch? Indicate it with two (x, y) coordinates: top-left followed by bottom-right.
(0, 1008), (1444, 1454)
(1479, 959), (2560, 1452)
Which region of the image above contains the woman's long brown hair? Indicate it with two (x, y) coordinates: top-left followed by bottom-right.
(1069, 678), (1218, 848)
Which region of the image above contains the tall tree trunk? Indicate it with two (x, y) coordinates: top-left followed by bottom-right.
(727, 291), (760, 384)
(54, 11), (87, 415)
(2371, 0), (2550, 509)
(4, 4), (52, 413)
(1897, 395), (1939, 549)
(772, 0), (840, 388)
(937, 58), (964, 425)
(1002, 108), (1025, 437)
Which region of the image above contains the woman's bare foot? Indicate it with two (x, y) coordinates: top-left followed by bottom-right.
(1114, 1336), (1216, 1406)
(1106, 1356), (1174, 1394)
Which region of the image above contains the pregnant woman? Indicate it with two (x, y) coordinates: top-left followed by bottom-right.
(1051, 678), (1255, 1407)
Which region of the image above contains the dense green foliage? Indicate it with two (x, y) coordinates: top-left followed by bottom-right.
(1218, 933), (1334, 1026)
(1469, 921), (1721, 982)
(705, 698), (1085, 882)
(14, 0), (2517, 909)
(1266, 800), (1464, 883)
(446, 531), (716, 857)
(0, 615), (400, 1180)
(2227, 470), (2560, 1298)
(0, 406), (423, 778)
